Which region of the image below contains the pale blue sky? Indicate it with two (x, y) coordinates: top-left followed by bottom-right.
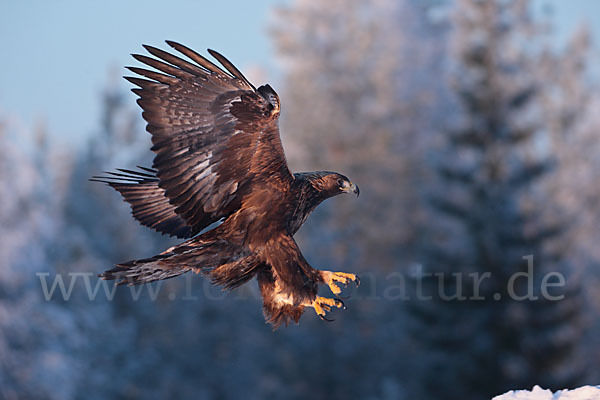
(0, 0), (598, 148)
(0, 0), (288, 147)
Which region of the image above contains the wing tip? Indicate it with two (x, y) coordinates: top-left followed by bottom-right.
(206, 48), (256, 91)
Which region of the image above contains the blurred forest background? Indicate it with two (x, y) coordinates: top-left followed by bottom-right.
(1, 0), (600, 399)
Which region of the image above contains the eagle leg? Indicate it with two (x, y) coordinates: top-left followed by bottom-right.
(309, 296), (345, 321)
(320, 271), (360, 295)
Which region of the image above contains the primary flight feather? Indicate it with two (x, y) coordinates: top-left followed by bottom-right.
(92, 41), (360, 328)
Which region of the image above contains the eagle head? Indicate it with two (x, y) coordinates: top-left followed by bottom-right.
(311, 172), (360, 198)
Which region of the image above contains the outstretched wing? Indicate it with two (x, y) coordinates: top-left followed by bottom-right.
(91, 167), (196, 238)
(126, 41), (293, 231)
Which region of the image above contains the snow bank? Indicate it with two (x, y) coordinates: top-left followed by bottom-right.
(493, 385), (600, 400)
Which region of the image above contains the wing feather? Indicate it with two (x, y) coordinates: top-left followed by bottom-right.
(165, 40), (234, 77)
(91, 167), (195, 238)
(142, 45), (209, 76)
(207, 49), (256, 90)
(127, 41), (293, 232)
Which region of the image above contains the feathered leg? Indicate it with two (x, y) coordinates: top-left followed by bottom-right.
(257, 268), (350, 327)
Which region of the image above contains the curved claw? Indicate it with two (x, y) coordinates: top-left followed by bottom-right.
(334, 298), (347, 310)
(355, 275), (361, 288)
(337, 293), (351, 300)
(319, 314), (335, 322)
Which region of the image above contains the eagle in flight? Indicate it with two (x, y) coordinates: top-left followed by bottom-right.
(92, 41), (359, 328)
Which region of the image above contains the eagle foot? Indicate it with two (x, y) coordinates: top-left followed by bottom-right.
(320, 271), (360, 295)
(311, 296), (345, 321)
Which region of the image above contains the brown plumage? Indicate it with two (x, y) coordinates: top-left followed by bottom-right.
(91, 41), (360, 328)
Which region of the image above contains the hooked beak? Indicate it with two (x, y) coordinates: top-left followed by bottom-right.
(344, 182), (359, 197)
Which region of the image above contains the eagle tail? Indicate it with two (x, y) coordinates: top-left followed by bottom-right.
(100, 235), (261, 288)
(100, 253), (190, 286)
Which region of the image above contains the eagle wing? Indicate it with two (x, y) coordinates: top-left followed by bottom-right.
(90, 167), (196, 238)
(126, 41), (293, 232)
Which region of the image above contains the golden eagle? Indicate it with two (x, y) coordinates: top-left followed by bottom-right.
(92, 41), (359, 328)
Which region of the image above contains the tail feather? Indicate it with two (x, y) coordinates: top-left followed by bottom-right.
(100, 235), (261, 288)
(100, 254), (190, 286)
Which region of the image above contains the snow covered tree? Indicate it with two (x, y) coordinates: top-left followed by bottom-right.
(408, 1), (588, 398)
(0, 114), (140, 399)
(0, 117), (75, 399)
(537, 24), (600, 385)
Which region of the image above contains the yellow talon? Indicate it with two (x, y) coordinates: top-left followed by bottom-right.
(321, 271), (360, 295)
(317, 296), (340, 307)
(313, 301), (326, 317)
(329, 283), (342, 295)
(309, 296), (346, 321)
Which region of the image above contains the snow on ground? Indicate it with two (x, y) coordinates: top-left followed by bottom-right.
(493, 385), (600, 400)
